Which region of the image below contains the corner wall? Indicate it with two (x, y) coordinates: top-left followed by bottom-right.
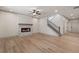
(0, 11), (18, 38)
(0, 11), (39, 38)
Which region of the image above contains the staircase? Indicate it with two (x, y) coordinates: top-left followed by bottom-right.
(47, 17), (61, 36)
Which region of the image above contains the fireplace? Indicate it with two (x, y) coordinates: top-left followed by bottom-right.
(21, 28), (31, 32)
(18, 23), (33, 36)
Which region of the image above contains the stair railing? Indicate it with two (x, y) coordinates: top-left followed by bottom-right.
(47, 19), (61, 35)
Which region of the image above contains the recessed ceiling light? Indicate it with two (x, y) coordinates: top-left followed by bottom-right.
(54, 9), (58, 13)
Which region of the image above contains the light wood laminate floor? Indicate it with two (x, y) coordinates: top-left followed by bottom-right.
(0, 33), (79, 53)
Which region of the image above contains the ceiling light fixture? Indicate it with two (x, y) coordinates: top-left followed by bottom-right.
(33, 13), (36, 16)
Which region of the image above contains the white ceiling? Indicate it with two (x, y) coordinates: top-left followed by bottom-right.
(0, 6), (79, 19)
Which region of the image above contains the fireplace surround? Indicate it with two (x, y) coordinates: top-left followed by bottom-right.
(18, 23), (33, 36)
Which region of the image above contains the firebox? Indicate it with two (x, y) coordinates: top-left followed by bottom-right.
(21, 28), (31, 32)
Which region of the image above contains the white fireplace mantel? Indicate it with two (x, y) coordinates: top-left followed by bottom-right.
(18, 23), (33, 36)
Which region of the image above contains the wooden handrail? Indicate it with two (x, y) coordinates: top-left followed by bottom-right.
(47, 20), (59, 28)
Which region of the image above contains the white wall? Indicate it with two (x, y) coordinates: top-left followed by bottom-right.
(18, 15), (33, 24)
(67, 20), (79, 32)
(0, 11), (18, 38)
(32, 18), (39, 33)
(0, 11), (39, 38)
(67, 21), (71, 32)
